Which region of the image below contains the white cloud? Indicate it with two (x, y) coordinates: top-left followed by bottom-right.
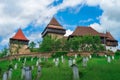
(0, 0), (85, 49)
(64, 29), (73, 36)
(87, 0), (120, 48)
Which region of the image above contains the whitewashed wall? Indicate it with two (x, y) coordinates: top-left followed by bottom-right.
(106, 46), (117, 52)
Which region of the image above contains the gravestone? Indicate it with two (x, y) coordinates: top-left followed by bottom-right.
(31, 66), (34, 70)
(72, 64), (80, 80)
(38, 58), (42, 63)
(14, 63), (17, 70)
(107, 56), (111, 63)
(86, 57), (89, 61)
(36, 60), (39, 66)
(36, 64), (41, 80)
(24, 58), (26, 63)
(75, 54), (77, 59)
(105, 55), (107, 57)
(89, 55), (92, 59)
(2, 72), (8, 80)
(8, 68), (12, 80)
(31, 58), (33, 62)
(68, 58), (73, 67)
(53, 58), (55, 62)
(21, 67), (25, 79)
(82, 57), (87, 67)
(24, 66), (32, 80)
(73, 59), (76, 64)
(18, 58), (21, 62)
(112, 56), (114, 60)
(55, 59), (59, 66)
(61, 56), (64, 63)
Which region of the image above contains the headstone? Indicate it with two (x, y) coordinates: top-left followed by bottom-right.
(31, 58), (33, 62)
(73, 59), (76, 64)
(72, 64), (80, 80)
(53, 58), (55, 62)
(36, 65), (42, 80)
(68, 58), (73, 67)
(24, 67), (32, 80)
(112, 56), (114, 60)
(89, 55), (92, 59)
(21, 67), (25, 79)
(61, 56), (64, 63)
(38, 58), (42, 63)
(2, 72), (8, 80)
(105, 55), (107, 57)
(24, 58), (26, 63)
(31, 66), (34, 70)
(82, 57), (87, 67)
(36, 60), (39, 66)
(86, 57), (89, 61)
(55, 59), (59, 66)
(14, 63), (17, 70)
(75, 54), (77, 59)
(18, 58), (21, 62)
(107, 56), (111, 63)
(8, 68), (12, 80)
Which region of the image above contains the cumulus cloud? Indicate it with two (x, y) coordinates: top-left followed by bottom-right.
(0, 0), (84, 49)
(64, 29), (73, 36)
(86, 0), (120, 48)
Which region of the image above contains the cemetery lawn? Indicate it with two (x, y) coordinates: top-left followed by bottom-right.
(0, 56), (120, 80)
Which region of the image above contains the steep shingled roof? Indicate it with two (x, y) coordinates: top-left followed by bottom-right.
(11, 28), (29, 41)
(106, 32), (115, 41)
(71, 26), (100, 36)
(47, 17), (64, 30)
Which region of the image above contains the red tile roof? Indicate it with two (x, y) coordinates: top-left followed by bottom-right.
(106, 32), (115, 41)
(11, 28), (29, 41)
(71, 26), (100, 36)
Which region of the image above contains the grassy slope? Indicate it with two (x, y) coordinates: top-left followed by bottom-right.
(0, 56), (120, 80)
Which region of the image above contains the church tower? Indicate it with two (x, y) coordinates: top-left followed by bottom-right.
(9, 29), (30, 55)
(42, 17), (66, 39)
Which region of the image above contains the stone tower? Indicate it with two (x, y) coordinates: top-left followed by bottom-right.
(9, 28), (30, 55)
(42, 17), (66, 39)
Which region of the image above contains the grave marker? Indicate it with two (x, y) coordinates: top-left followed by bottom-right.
(2, 72), (8, 80)
(68, 58), (73, 67)
(107, 56), (111, 63)
(8, 68), (12, 80)
(24, 66), (32, 80)
(72, 64), (80, 80)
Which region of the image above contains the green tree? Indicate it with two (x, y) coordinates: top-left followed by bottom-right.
(39, 35), (53, 52)
(0, 47), (8, 57)
(29, 41), (36, 52)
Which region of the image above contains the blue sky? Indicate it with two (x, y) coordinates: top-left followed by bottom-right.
(0, 0), (120, 50)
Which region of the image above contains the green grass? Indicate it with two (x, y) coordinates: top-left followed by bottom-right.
(0, 56), (120, 80)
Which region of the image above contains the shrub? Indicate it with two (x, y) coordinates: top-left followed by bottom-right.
(52, 51), (68, 58)
(115, 51), (120, 56)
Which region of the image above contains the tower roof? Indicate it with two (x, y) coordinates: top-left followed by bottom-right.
(48, 17), (61, 26)
(11, 28), (29, 41)
(47, 17), (64, 30)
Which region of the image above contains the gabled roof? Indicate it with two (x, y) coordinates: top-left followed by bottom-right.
(106, 32), (115, 41)
(11, 28), (29, 41)
(71, 26), (100, 36)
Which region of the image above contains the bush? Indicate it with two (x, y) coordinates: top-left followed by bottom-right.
(52, 51), (68, 58)
(115, 51), (120, 56)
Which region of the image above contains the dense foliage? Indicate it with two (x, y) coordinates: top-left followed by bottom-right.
(39, 35), (105, 53)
